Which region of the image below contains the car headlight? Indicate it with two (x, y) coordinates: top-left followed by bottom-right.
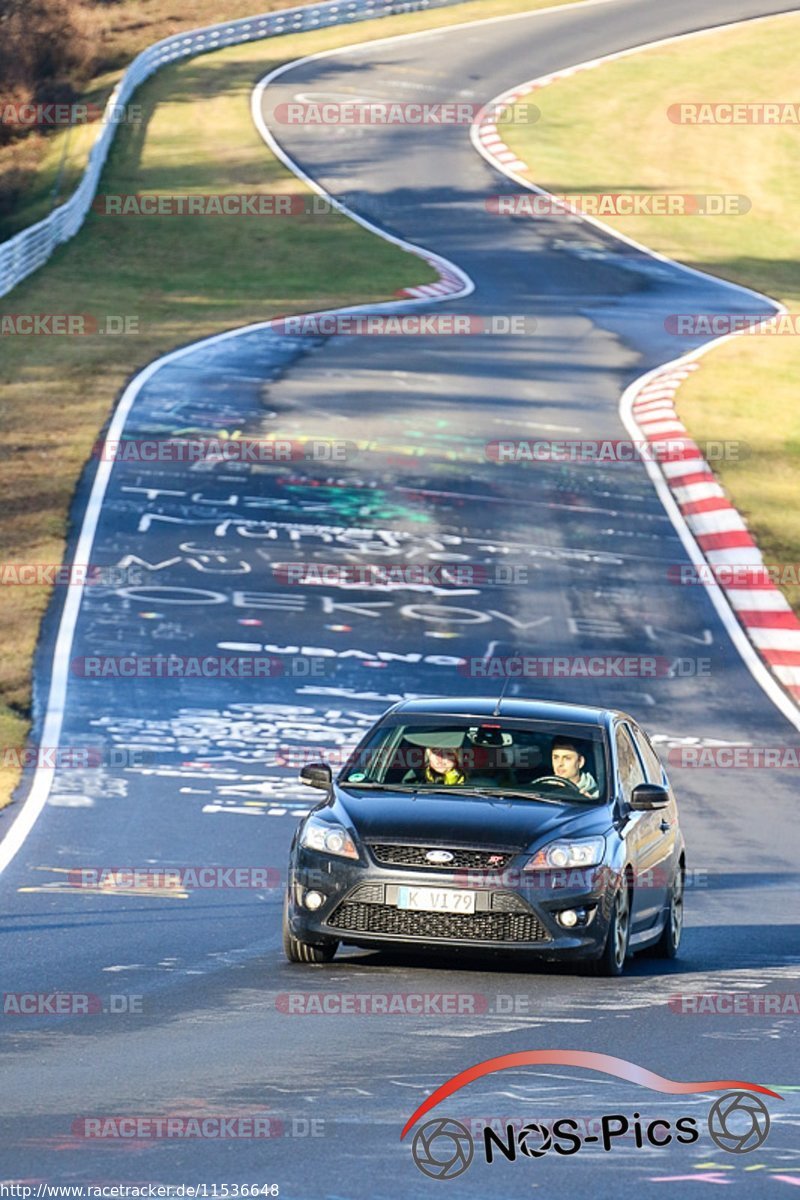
(300, 817), (359, 860)
(524, 836), (606, 870)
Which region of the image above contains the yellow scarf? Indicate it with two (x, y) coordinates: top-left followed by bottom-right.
(425, 765), (465, 786)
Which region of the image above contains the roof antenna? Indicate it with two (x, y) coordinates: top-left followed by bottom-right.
(492, 668), (514, 717)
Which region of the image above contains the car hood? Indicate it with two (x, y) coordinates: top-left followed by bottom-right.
(331, 783), (610, 852)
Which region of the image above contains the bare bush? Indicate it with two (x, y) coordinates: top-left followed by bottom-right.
(0, 0), (99, 146)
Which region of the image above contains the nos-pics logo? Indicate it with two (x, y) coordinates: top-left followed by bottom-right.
(401, 1051), (779, 1179)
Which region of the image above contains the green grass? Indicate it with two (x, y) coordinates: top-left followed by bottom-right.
(0, 0), (589, 809)
(500, 11), (800, 614)
(2, 71), (119, 240)
(1, 0), (587, 239)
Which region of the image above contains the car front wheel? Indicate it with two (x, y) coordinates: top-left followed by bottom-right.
(587, 882), (631, 977)
(282, 897), (338, 964)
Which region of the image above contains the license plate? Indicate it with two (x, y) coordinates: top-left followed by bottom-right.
(397, 886), (476, 914)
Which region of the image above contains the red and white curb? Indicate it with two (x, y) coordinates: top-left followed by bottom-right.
(474, 113), (528, 173)
(473, 69), (593, 181)
(630, 365), (800, 704)
(397, 256), (467, 299)
(404, 72), (584, 293)
(470, 27), (800, 724)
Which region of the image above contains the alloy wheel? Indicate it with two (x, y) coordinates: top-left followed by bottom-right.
(614, 885), (630, 970)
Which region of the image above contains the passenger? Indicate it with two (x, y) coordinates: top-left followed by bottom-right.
(550, 738), (599, 798)
(422, 745), (466, 786)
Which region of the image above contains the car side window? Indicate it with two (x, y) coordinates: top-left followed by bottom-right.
(630, 726), (665, 784)
(615, 725), (647, 801)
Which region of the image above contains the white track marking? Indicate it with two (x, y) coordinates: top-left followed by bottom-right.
(2, 0), (796, 877)
(0, 0), (632, 874)
(469, 14), (800, 732)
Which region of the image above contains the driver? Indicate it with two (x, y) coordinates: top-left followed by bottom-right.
(550, 738), (599, 799)
(422, 745), (466, 786)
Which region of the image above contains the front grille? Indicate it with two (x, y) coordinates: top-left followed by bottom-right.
(369, 844), (514, 870)
(327, 901), (549, 943)
(490, 892), (529, 913)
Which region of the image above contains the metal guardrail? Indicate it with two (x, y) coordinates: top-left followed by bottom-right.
(0, 0), (465, 298)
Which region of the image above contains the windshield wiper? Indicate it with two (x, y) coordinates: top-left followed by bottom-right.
(340, 782), (503, 798)
(430, 785), (598, 805)
(479, 788), (567, 805)
(339, 781), (598, 804)
(522, 788), (599, 805)
(370, 784), (571, 805)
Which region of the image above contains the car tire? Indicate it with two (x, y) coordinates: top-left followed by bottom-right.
(651, 862), (684, 959)
(587, 881), (631, 977)
(282, 897), (338, 964)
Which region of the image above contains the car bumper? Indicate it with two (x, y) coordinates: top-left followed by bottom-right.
(287, 849), (616, 959)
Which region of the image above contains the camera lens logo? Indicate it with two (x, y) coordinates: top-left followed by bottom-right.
(708, 1092), (771, 1153)
(412, 1118), (474, 1179)
(517, 1122), (553, 1157)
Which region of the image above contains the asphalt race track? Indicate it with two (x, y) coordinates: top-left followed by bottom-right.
(2, 0), (800, 1194)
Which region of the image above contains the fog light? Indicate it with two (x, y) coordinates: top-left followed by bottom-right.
(304, 890), (325, 911)
(557, 906), (592, 929)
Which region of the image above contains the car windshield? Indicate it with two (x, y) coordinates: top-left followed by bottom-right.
(339, 716), (608, 803)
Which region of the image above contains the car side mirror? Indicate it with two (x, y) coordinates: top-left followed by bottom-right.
(299, 763), (332, 790)
(630, 783), (670, 811)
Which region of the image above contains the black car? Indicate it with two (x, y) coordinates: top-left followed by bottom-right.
(283, 697), (685, 976)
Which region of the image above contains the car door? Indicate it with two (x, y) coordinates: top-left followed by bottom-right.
(614, 723), (668, 931)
